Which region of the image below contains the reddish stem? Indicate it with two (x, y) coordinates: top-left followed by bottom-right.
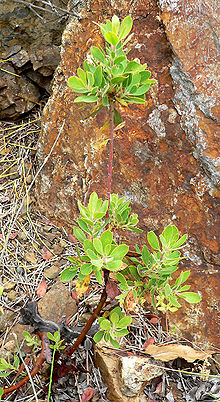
(165, 311), (170, 342)
(65, 271), (109, 357)
(106, 100), (114, 220)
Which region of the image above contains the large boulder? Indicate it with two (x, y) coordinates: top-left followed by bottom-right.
(35, 0), (220, 347)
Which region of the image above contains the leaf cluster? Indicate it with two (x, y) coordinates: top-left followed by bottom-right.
(0, 355), (20, 378)
(68, 15), (156, 110)
(93, 306), (132, 348)
(61, 192), (141, 284)
(23, 330), (41, 351)
(117, 225), (201, 312)
(47, 331), (65, 352)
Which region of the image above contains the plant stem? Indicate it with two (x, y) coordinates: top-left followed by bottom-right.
(47, 347), (56, 402)
(65, 270), (109, 357)
(106, 100), (114, 219)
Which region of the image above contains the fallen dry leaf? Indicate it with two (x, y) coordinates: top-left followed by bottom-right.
(106, 280), (120, 299)
(144, 343), (214, 363)
(67, 234), (77, 244)
(0, 232), (18, 240)
(81, 388), (94, 402)
(24, 251), (37, 265)
(41, 246), (52, 260)
(142, 337), (154, 349)
(36, 278), (47, 297)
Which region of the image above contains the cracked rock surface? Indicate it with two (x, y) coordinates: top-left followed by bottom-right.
(35, 0), (220, 347)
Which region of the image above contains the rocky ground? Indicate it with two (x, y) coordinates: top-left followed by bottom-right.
(0, 110), (220, 401)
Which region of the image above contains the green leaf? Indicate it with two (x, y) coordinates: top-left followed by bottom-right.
(80, 263), (93, 276)
(110, 312), (119, 326)
(129, 84), (150, 95)
(93, 238), (104, 255)
(114, 55), (127, 65)
(102, 96), (109, 106)
(164, 283), (171, 297)
(104, 31), (119, 46)
(68, 76), (87, 90)
(86, 71), (95, 88)
(173, 234), (188, 249)
(124, 61), (145, 73)
(112, 15), (120, 34)
(90, 46), (105, 63)
(162, 225), (179, 246)
(110, 337), (120, 348)
(94, 268), (103, 284)
(179, 285), (191, 292)
(93, 330), (104, 343)
(77, 219), (92, 235)
(100, 230), (113, 248)
(107, 260), (122, 271)
(100, 319), (111, 331)
(142, 245), (150, 266)
(110, 244), (129, 259)
(140, 70), (151, 82)
(178, 292), (201, 303)
(73, 226), (86, 242)
(88, 192), (98, 213)
(77, 68), (87, 85)
(116, 273), (128, 288)
(60, 268), (78, 282)
(124, 96), (146, 104)
(104, 332), (110, 342)
(74, 95), (98, 103)
(119, 16), (133, 40)
(174, 270), (190, 289)
(169, 295), (181, 308)
(147, 231), (160, 250)
(113, 107), (123, 126)
(94, 65), (102, 87)
(117, 316), (132, 328)
(114, 329), (129, 337)
(111, 75), (127, 84)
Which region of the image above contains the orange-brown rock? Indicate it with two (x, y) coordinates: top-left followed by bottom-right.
(36, 0), (220, 347)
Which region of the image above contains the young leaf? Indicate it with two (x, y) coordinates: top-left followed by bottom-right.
(110, 337), (120, 348)
(100, 230), (113, 248)
(74, 95), (98, 103)
(119, 15), (133, 40)
(104, 31), (119, 46)
(110, 312), (119, 326)
(114, 329), (129, 337)
(80, 263), (93, 276)
(142, 245), (150, 266)
(112, 15), (120, 34)
(73, 226), (86, 242)
(117, 316), (132, 328)
(110, 244), (129, 259)
(93, 238), (104, 255)
(100, 319), (111, 331)
(60, 267), (78, 282)
(147, 231), (160, 250)
(77, 68), (87, 84)
(107, 260), (122, 271)
(178, 292), (201, 303)
(68, 76), (87, 90)
(90, 46), (105, 63)
(93, 331), (104, 343)
(94, 65), (103, 87)
(116, 272), (128, 288)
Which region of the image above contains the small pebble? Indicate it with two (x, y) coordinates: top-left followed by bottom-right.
(44, 265), (60, 279)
